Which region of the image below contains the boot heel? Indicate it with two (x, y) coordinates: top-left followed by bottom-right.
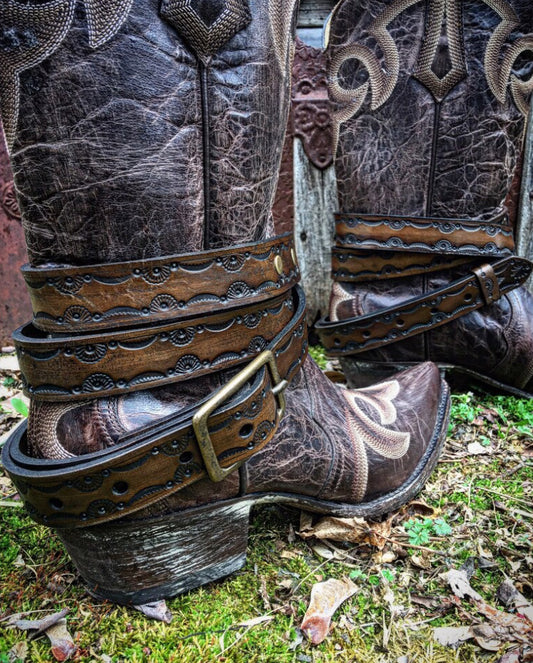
(57, 500), (252, 604)
(340, 358), (415, 388)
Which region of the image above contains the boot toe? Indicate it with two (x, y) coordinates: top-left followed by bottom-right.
(346, 361), (448, 502)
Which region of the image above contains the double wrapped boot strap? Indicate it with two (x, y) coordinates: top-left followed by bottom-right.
(317, 213), (532, 360)
(3, 235), (308, 527)
(317, 0), (533, 398)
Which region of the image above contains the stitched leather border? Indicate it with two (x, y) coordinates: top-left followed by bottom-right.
(316, 257), (531, 354)
(3, 285), (308, 528)
(23, 235), (299, 333)
(335, 212), (515, 256)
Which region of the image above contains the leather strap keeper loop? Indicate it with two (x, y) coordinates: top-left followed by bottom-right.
(316, 257), (532, 355)
(23, 234), (299, 333)
(335, 212), (515, 256)
(2, 285), (308, 529)
(474, 264), (501, 305)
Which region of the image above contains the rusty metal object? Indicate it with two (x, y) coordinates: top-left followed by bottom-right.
(292, 38), (333, 170)
(272, 37), (334, 233)
(0, 129), (31, 347)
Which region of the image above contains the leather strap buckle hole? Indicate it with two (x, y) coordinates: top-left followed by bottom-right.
(192, 350), (287, 482)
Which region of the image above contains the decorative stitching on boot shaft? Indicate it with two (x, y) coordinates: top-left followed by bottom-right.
(0, 0), (133, 151)
(160, 0), (251, 61)
(328, 0), (533, 148)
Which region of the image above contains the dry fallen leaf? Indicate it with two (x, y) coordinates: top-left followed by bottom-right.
(433, 625), (473, 646)
(399, 500), (439, 519)
(299, 515), (392, 550)
(467, 442), (492, 455)
(133, 601), (172, 623)
(301, 577), (357, 645)
(443, 566), (533, 650)
(372, 550), (397, 565)
(498, 579), (533, 624)
(8, 640), (28, 662)
(497, 650), (521, 663)
(410, 554), (432, 570)
(235, 615), (274, 628)
(444, 568), (483, 601)
(280, 550), (300, 560)
(6, 610), (76, 661)
(45, 622), (77, 662)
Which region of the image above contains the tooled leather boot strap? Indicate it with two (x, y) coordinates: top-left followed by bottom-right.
(15, 235), (300, 401)
(316, 256), (532, 355)
(22, 234), (299, 333)
(3, 291), (307, 529)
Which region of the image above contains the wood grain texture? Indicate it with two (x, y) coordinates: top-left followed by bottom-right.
(297, 0), (336, 27)
(517, 108), (533, 292)
(294, 138), (337, 322)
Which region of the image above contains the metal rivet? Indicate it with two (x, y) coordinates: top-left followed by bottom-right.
(274, 255), (283, 275)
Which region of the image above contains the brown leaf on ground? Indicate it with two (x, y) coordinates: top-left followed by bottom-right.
(474, 598), (532, 641)
(410, 554), (432, 570)
(133, 601), (172, 623)
(467, 441), (492, 455)
(497, 650), (521, 663)
(398, 500), (439, 520)
(6, 609), (76, 661)
(301, 577), (357, 645)
(410, 595), (438, 609)
(435, 623), (508, 652)
(299, 515), (393, 550)
(444, 568), (483, 601)
(8, 640), (28, 662)
(45, 621), (77, 661)
(443, 567), (533, 649)
(433, 626), (473, 647)
(471, 623), (503, 651)
(497, 579), (533, 624)
(7, 609), (69, 637)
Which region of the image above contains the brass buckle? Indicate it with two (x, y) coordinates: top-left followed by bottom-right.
(192, 350), (288, 482)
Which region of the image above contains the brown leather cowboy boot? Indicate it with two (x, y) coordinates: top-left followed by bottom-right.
(316, 0), (533, 398)
(1, 0), (449, 605)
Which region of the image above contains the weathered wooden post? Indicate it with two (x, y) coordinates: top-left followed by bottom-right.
(273, 0), (337, 324)
(517, 107), (533, 291)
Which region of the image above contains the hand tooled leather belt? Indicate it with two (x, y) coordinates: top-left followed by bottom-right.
(316, 212), (532, 354)
(15, 235), (300, 400)
(3, 236), (308, 529)
(335, 212), (515, 256)
(22, 234), (299, 333)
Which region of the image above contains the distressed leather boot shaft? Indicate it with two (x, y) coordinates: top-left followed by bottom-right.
(316, 0), (533, 398)
(2, 0), (449, 604)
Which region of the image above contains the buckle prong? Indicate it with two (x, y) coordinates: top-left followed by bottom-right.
(192, 350), (288, 482)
